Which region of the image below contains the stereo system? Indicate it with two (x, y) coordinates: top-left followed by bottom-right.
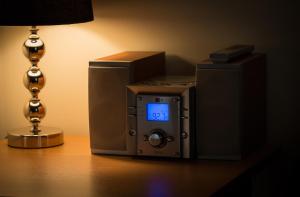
(89, 47), (266, 160)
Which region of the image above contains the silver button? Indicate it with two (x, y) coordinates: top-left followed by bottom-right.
(181, 132), (188, 139)
(166, 136), (174, 142)
(129, 129), (136, 136)
(143, 135), (149, 141)
(148, 133), (163, 147)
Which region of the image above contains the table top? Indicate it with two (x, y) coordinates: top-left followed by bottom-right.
(0, 136), (274, 197)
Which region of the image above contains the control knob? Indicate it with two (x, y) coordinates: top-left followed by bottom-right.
(148, 131), (165, 148)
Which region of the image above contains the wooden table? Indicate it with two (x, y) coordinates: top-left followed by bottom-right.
(0, 136), (275, 197)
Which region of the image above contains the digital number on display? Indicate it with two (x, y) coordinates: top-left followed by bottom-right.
(146, 103), (169, 122)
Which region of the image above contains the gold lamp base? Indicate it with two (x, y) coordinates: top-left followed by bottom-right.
(7, 126), (63, 148)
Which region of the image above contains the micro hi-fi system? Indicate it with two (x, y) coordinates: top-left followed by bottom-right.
(89, 47), (266, 160)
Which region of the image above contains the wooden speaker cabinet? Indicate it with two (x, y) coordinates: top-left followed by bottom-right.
(196, 53), (266, 160)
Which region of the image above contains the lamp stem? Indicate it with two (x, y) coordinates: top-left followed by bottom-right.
(30, 26), (38, 35)
(23, 26), (46, 134)
(6, 27), (64, 148)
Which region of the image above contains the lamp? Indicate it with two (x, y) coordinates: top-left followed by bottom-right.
(0, 0), (94, 148)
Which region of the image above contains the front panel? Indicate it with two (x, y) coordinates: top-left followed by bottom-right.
(136, 95), (181, 157)
(89, 66), (133, 155)
(196, 69), (241, 160)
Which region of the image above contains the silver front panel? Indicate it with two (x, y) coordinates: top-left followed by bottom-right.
(89, 66), (135, 155)
(136, 95), (181, 158)
(126, 89), (137, 155)
(181, 89), (192, 158)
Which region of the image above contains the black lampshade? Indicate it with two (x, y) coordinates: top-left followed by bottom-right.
(0, 0), (94, 26)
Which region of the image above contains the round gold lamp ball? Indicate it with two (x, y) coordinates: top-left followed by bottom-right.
(22, 30), (45, 63)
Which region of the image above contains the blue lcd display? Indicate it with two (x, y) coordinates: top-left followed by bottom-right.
(147, 103), (169, 121)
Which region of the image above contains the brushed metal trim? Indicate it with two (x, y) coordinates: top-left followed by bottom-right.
(182, 89), (191, 159)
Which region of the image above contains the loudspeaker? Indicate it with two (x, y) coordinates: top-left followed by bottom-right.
(196, 53), (266, 160)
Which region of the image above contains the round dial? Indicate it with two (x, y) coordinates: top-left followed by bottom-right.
(148, 130), (166, 148)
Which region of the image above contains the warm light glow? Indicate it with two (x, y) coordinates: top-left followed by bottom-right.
(0, 1), (293, 139)
(0, 23), (122, 138)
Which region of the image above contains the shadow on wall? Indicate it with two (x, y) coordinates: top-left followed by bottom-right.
(165, 55), (195, 75)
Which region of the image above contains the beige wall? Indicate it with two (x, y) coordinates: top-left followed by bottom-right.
(0, 0), (297, 146)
